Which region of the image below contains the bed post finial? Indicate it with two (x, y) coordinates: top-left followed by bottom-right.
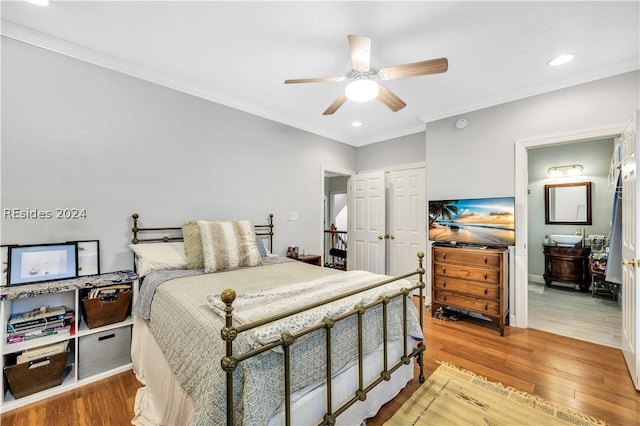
(132, 213), (140, 244)
(417, 251), (425, 272)
(221, 288), (236, 306)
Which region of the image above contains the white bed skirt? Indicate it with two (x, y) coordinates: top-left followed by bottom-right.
(131, 315), (415, 426)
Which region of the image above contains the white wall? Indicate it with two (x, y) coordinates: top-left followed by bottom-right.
(356, 132), (425, 172)
(425, 71), (639, 201)
(1, 38), (356, 272)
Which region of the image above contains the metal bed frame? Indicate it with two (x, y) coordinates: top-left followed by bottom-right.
(130, 213), (425, 426)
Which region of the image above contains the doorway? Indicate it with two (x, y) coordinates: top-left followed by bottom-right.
(513, 124), (625, 331)
(526, 138), (621, 347)
(323, 169), (351, 269)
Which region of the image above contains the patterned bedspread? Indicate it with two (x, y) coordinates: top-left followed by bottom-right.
(136, 260), (423, 425)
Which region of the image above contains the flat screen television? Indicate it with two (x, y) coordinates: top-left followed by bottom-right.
(428, 197), (515, 247)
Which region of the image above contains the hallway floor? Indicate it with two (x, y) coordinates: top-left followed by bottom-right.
(528, 282), (622, 349)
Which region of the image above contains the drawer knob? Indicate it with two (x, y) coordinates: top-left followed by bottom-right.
(484, 303), (489, 310)
(484, 272), (488, 279)
(444, 295), (447, 301)
(442, 281), (446, 288)
(484, 287), (488, 295)
(442, 267), (446, 274)
(443, 253), (447, 260)
(484, 256), (488, 263)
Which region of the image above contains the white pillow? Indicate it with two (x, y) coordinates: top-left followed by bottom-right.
(128, 242), (188, 277)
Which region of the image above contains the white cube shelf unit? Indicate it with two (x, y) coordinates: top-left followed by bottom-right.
(1, 270), (138, 412)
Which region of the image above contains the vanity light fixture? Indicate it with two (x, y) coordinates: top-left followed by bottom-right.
(548, 164), (583, 177)
(547, 53), (576, 66)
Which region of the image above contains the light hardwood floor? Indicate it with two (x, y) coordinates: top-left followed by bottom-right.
(528, 281), (622, 348)
(2, 302), (638, 426)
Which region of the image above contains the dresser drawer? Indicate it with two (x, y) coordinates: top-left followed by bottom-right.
(432, 248), (501, 268)
(433, 263), (499, 284)
(433, 290), (501, 315)
(433, 276), (500, 299)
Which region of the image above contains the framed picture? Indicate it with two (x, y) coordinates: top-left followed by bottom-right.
(1, 245), (11, 287)
(7, 242), (78, 286)
(75, 240), (100, 276)
(287, 246), (299, 259)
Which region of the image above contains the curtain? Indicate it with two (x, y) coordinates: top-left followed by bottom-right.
(605, 174), (622, 284)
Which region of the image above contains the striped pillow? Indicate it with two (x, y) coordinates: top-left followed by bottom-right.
(182, 220), (205, 269)
(198, 220), (263, 273)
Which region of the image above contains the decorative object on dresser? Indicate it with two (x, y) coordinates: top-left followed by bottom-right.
(431, 245), (509, 336)
(543, 244), (591, 291)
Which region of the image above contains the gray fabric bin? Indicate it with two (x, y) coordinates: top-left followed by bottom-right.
(78, 326), (131, 380)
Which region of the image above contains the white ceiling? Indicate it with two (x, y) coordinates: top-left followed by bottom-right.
(2, 1), (638, 147)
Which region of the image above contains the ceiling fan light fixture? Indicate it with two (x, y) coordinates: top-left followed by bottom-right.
(345, 80), (379, 102)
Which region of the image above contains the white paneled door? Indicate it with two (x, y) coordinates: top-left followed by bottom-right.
(387, 168), (426, 279)
(621, 111), (640, 390)
(348, 171), (386, 274)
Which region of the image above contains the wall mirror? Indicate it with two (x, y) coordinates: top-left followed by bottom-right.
(545, 181), (592, 225)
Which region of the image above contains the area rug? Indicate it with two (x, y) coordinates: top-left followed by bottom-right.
(384, 362), (607, 426)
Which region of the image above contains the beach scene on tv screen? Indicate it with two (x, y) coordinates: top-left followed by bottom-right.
(429, 197), (515, 246)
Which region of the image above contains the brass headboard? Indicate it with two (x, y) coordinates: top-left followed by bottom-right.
(131, 213), (274, 252)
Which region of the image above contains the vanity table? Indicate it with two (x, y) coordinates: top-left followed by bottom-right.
(543, 244), (591, 291)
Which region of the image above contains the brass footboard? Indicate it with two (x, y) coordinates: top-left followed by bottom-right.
(220, 252), (426, 426)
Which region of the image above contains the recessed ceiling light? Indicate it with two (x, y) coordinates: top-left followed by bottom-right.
(547, 53), (576, 67)
(351, 121), (363, 127)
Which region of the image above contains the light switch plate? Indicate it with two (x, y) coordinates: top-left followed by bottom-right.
(288, 211), (298, 221)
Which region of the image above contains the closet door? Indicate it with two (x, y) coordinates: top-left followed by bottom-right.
(348, 171), (386, 274)
(387, 168), (426, 280)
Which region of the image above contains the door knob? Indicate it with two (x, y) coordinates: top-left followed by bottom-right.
(377, 235), (384, 240)
(389, 234), (395, 240)
(622, 259), (638, 267)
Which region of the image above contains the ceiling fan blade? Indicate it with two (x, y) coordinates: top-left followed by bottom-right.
(378, 57), (448, 80)
(348, 35), (371, 71)
(378, 85), (406, 112)
(323, 94), (347, 115)
(285, 76), (345, 84)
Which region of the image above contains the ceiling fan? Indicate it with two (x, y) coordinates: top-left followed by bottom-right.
(284, 34), (448, 115)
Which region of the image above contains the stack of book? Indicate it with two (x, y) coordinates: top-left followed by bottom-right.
(87, 284), (131, 299)
(6, 306), (74, 344)
(16, 340), (69, 364)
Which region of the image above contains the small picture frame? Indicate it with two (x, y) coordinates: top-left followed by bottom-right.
(287, 246), (299, 259)
(8, 242), (78, 286)
(75, 240), (100, 277)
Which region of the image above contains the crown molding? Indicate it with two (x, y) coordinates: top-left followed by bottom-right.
(0, 20), (359, 145)
(419, 59), (639, 124)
